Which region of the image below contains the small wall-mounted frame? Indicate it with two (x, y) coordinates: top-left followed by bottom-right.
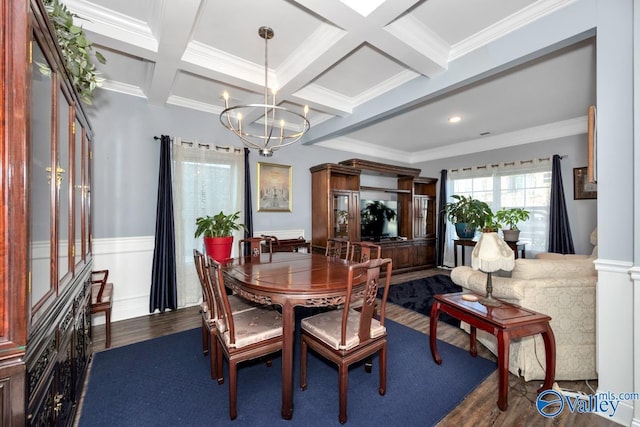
(574, 166), (597, 200)
(257, 162), (292, 212)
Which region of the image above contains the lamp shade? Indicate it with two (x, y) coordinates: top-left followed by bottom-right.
(471, 232), (515, 273)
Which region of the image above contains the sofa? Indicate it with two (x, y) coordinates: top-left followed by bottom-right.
(451, 255), (597, 381)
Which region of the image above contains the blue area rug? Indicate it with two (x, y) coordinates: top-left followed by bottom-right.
(79, 315), (494, 426)
(380, 274), (462, 327)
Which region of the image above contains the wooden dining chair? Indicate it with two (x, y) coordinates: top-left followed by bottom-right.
(350, 241), (382, 263)
(90, 270), (114, 348)
(325, 237), (350, 260)
(193, 250), (258, 379)
(206, 256), (284, 420)
(238, 236), (273, 256)
(300, 257), (393, 424)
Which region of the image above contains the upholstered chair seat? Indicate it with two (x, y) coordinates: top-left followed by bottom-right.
(217, 308), (283, 348)
(301, 308), (385, 351)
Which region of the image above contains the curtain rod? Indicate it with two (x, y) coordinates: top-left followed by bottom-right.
(154, 136), (242, 153)
(449, 155), (566, 174)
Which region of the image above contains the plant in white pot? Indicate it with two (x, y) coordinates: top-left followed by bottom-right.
(494, 208), (530, 242)
(194, 211), (247, 261)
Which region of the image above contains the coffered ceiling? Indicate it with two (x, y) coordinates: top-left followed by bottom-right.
(65, 0), (595, 162)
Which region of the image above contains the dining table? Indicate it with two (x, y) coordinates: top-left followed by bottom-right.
(221, 251), (365, 420)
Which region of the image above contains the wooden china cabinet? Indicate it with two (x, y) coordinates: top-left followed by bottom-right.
(1, 0), (94, 425)
(310, 159), (437, 273)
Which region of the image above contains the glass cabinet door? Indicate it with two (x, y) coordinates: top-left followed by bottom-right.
(29, 38), (54, 316)
(331, 190), (359, 241)
(84, 138), (92, 258)
(73, 118), (84, 269)
(57, 87), (72, 290)
(413, 196), (435, 238)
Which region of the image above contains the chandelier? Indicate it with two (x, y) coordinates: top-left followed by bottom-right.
(219, 26), (310, 157)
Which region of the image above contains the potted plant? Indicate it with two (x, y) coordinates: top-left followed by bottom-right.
(443, 195), (493, 239)
(494, 207), (530, 242)
(194, 211), (247, 261)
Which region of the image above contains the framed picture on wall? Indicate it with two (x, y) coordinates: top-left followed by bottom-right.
(574, 166), (597, 200)
(257, 162), (292, 212)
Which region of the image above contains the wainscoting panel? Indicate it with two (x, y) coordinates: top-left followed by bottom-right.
(92, 236), (162, 324)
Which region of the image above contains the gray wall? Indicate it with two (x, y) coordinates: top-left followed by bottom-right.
(88, 90), (597, 254)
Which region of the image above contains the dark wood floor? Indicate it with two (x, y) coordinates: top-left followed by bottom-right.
(80, 268), (615, 427)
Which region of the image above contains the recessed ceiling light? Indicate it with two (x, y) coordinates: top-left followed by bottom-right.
(448, 116), (462, 124)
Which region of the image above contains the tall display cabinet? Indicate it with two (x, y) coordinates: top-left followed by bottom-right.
(2, 0), (94, 424)
(310, 159), (437, 273)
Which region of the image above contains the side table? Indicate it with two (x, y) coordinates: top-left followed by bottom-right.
(454, 239), (526, 266)
(429, 292), (556, 410)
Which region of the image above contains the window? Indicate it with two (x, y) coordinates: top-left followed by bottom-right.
(444, 159), (552, 266)
(172, 139), (244, 307)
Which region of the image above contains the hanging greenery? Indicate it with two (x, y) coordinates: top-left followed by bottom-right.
(39, 0), (107, 104)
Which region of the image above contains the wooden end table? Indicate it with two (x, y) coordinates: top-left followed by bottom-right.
(429, 292), (556, 411)
(453, 239), (526, 266)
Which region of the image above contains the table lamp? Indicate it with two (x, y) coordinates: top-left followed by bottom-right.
(471, 232), (515, 307)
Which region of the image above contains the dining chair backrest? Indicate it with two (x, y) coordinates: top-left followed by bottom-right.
(350, 241), (382, 263)
(205, 256), (237, 345)
(344, 257), (392, 346)
(238, 236), (273, 256)
(325, 237), (350, 260)
(194, 249), (215, 316)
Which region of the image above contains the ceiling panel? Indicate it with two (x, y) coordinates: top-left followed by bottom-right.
(66, 0), (588, 162)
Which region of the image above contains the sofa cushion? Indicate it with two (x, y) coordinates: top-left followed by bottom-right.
(511, 258), (596, 280)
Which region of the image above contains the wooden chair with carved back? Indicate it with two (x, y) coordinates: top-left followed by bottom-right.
(90, 270), (114, 348)
(193, 249), (258, 379)
(325, 237), (350, 260)
(238, 236), (273, 256)
(300, 258), (393, 424)
(349, 241), (382, 263)
(205, 256), (284, 420)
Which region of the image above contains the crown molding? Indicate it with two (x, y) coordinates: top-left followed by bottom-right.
(166, 95), (222, 114)
(314, 136), (410, 163)
(182, 41), (275, 89)
(409, 116), (587, 163)
(100, 80), (146, 98)
(352, 69), (420, 106)
(64, 0), (158, 53)
(450, 0), (577, 60)
(384, 14), (449, 72)
(276, 24), (347, 88)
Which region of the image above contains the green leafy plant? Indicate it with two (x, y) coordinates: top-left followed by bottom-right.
(360, 201), (396, 237)
(194, 211), (247, 238)
(494, 208), (530, 231)
(40, 0), (106, 104)
(443, 195), (493, 230)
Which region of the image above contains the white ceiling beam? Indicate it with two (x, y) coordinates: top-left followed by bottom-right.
(146, 0), (203, 105)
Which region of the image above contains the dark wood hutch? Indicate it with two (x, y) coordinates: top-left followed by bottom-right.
(310, 159), (437, 273)
(1, 0), (94, 424)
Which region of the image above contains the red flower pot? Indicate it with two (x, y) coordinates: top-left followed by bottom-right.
(204, 236), (234, 262)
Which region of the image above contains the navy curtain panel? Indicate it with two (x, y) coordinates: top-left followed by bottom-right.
(547, 154), (575, 253)
(436, 169), (447, 266)
(243, 148), (254, 255)
(149, 135), (178, 312)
